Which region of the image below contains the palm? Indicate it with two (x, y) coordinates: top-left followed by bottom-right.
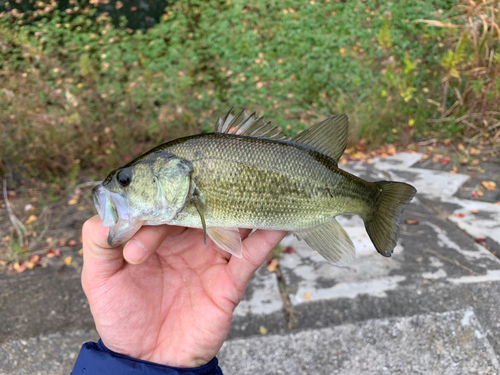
(82, 217), (286, 368)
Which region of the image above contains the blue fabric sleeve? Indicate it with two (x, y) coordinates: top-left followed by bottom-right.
(71, 339), (223, 375)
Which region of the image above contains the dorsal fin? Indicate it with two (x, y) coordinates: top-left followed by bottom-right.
(214, 108), (290, 141)
(291, 114), (349, 163)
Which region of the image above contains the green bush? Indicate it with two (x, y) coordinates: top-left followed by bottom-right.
(3, 0), (492, 183)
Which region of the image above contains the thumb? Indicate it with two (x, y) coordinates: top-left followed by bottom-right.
(82, 215), (125, 281)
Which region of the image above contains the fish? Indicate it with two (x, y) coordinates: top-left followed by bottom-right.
(92, 109), (417, 265)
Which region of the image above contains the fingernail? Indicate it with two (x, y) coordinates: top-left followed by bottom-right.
(123, 240), (147, 264)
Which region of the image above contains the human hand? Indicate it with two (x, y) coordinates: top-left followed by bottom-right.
(81, 216), (287, 368)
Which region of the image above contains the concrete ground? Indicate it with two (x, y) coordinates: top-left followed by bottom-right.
(1, 152), (499, 374)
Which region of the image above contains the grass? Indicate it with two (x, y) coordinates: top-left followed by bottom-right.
(0, 0), (498, 186)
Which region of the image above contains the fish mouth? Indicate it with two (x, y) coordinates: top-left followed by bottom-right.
(92, 184), (143, 247)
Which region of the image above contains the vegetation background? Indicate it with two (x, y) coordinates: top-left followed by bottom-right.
(0, 0), (499, 262)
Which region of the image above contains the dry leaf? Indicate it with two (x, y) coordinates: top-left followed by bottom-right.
(47, 249), (61, 258)
(471, 159), (480, 165)
(25, 261), (36, 270)
(470, 147), (481, 155)
(14, 261), (27, 273)
(68, 240), (77, 247)
(472, 191), (484, 198)
(303, 292), (311, 300)
(480, 181), (497, 191)
(456, 213), (465, 218)
(284, 246), (296, 254)
(68, 196), (79, 205)
(78, 248), (84, 257)
(25, 215), (38, 225)
(475, 238), (486, 243)
(58, 238), (68, 246)
(267, 258), (279, 273)
(259, 326), (268, 335)
(469, 209), (479, 214)
(64, 257), (72, 266)
(30, 255), (41, 263)
(405, 219), (419, 225)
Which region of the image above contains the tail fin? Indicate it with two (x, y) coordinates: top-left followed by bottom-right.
(365, 181), (416, 257)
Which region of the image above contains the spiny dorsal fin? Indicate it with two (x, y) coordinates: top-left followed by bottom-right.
(292, 114), (349, 163)
(214, 108), (291, 141)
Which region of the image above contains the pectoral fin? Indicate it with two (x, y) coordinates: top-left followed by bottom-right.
(293, 219), (355, 266)
(192, 186), (207, 245)
(207, 227), (242, 258)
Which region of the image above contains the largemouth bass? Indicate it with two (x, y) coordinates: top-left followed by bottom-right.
(93, 109), (416, 265)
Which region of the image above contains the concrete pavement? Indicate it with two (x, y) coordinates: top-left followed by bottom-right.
(1, 152), (499, 374)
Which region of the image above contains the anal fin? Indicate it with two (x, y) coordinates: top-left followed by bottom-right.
(207, 227), (242, 258)
(293, 219), (355, 266)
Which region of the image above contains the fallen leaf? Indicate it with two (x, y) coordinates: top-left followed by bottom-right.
(14, 261), (27, 273)
(480, 181), (497, 191)
(25, 215), (38, 225)
(470, 147), (481, 155)
(405, 219), (419, 225)
(8, 191), (16, 198)
(456, 213), (465, 218)
(30, 254), (41, 263)
(303, 292), (311, 300)
(46, 249), (61, 258)
(259, 326), (268, 335)
(441, 157), (450, 165)
(472, 191), (484, 198)
(471, 159), (480, 165)
(68, 240), (77, 247)
(284, 246), (295, 254)
(64, 257), (72, 266)
(267, 258), (279, 272)
(58, 238), (67, 246)
(475, 238), (487, 243)
(25, 261), (36, 270)
(68, 196), (79, 205)
(469, 209), (479, 214)
(78, 248), (83, 257)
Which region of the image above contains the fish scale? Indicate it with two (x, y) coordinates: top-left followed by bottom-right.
(162, 134), (360, 230)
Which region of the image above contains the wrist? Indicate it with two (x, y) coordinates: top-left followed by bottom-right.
(100, 339), (213, 369)
(85, 340), (222, 373)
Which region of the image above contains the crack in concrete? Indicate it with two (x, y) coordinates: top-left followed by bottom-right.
(274, 262), (298, 331)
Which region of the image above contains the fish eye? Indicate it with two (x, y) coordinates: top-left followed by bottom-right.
(117, 169), (131, 187)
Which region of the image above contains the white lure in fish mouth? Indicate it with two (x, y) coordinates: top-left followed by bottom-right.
(92, 184), (144, 247)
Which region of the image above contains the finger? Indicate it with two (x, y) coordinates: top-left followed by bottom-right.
(123, 225), (186, 264)
(239, 229), (253, 241)
(82, 215), (125, 279)
(227, 229), (287, 290)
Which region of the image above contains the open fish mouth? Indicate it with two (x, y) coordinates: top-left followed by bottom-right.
(92, 184), (143, 247)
